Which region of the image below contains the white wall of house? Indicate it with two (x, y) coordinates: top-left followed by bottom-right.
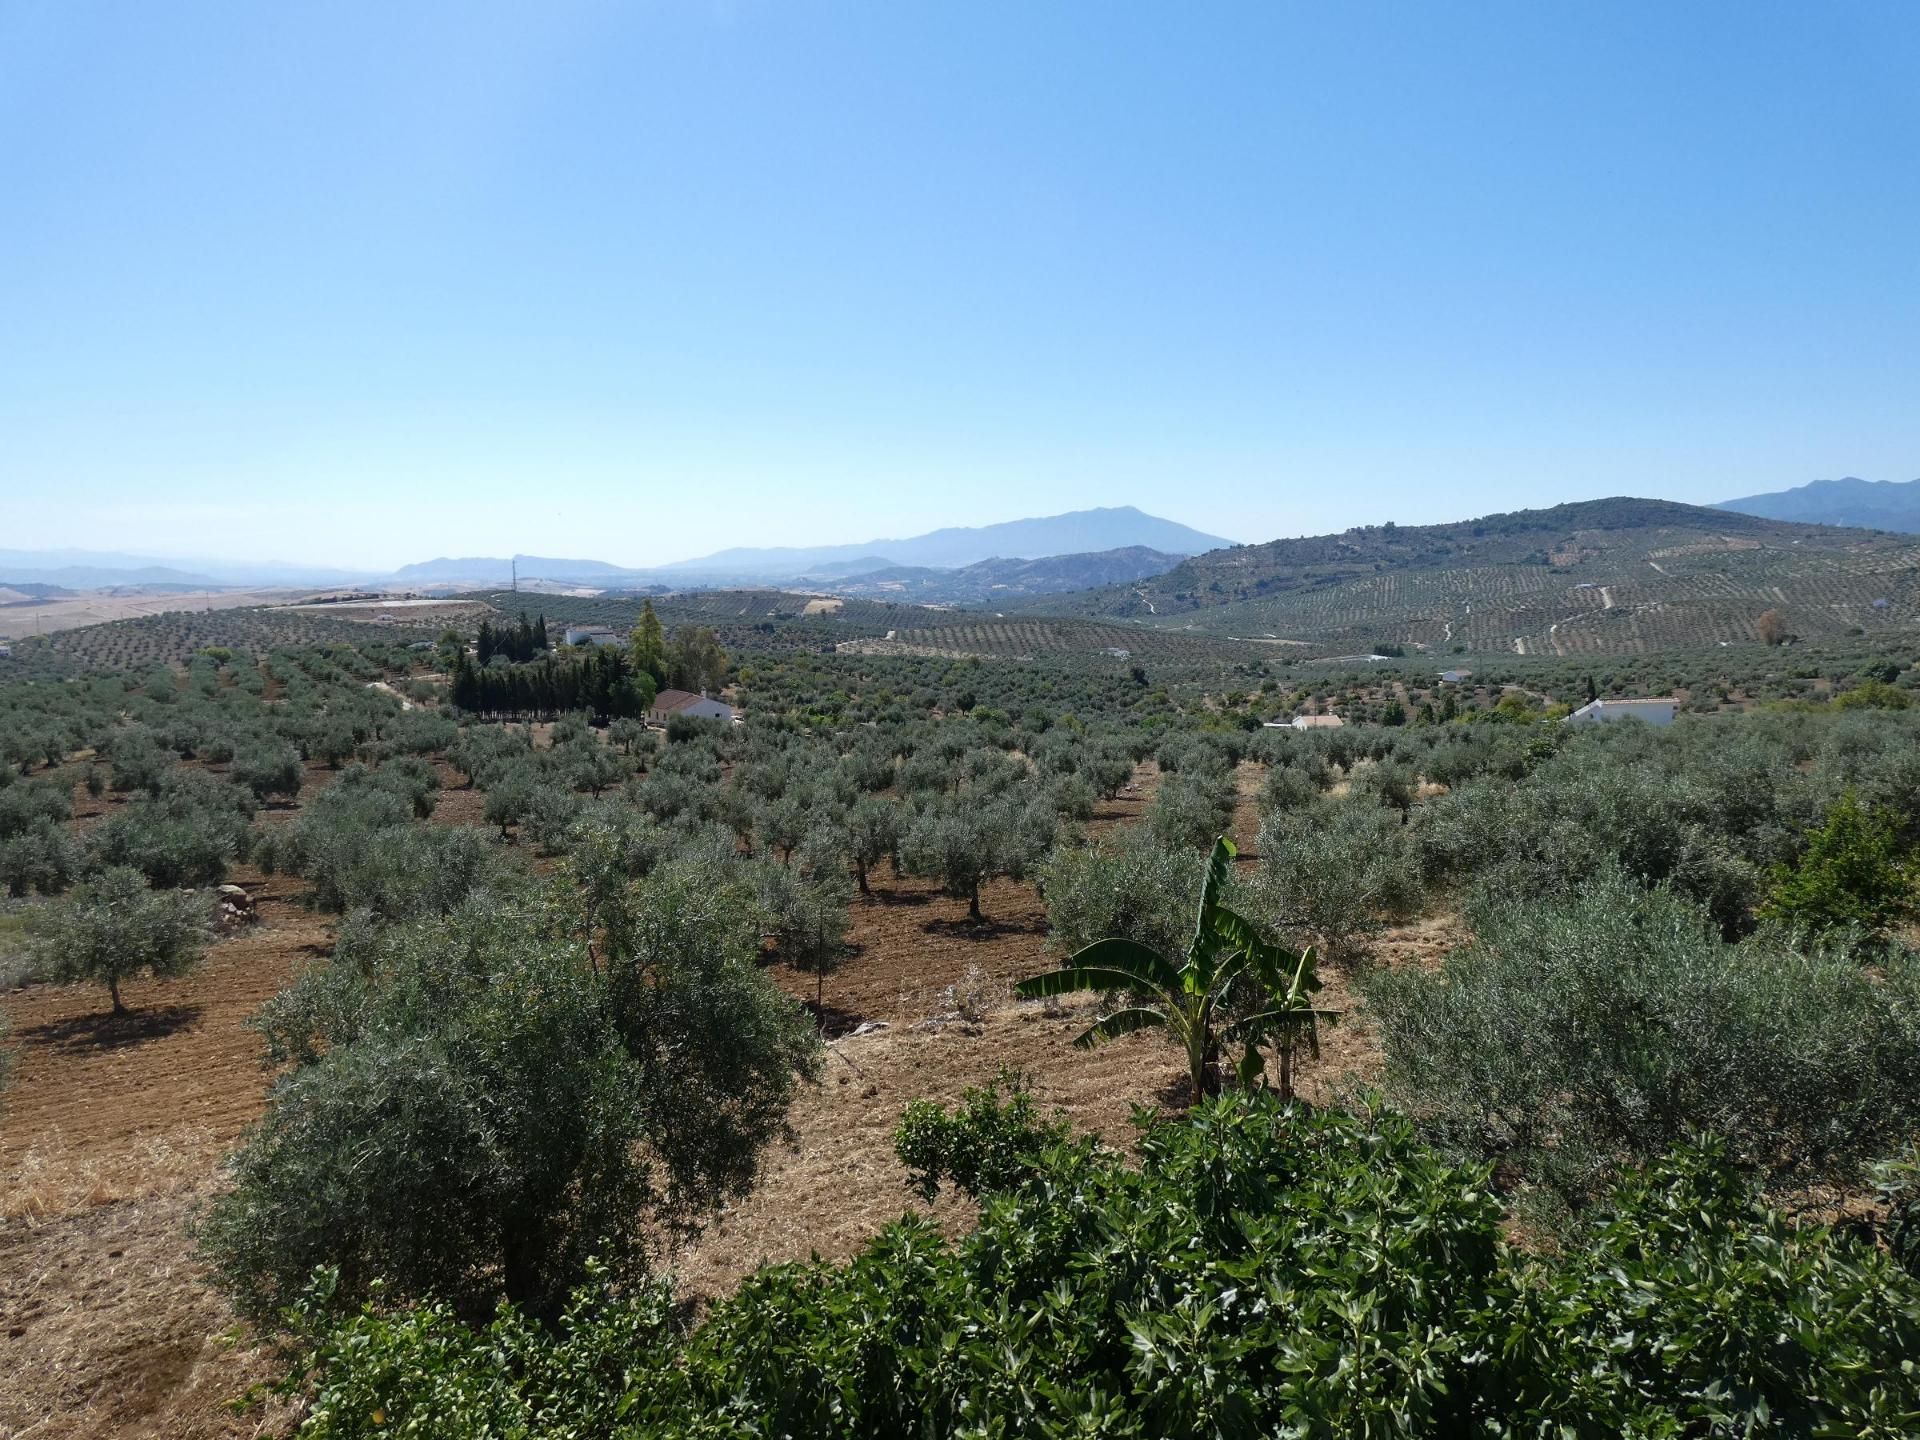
(1566, 699), (1677, 727)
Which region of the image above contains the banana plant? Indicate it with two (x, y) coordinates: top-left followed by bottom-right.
(1015, 836), (1336, 1101)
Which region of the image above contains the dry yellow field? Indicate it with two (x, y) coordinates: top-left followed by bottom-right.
(0, 590), (312, 642)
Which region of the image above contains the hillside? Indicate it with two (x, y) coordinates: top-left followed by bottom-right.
(1025, 496), (1920, 655)
(1719, 476), (1920, 532)
(798, 546), (1185, 603)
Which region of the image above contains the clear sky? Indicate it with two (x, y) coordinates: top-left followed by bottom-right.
(3, 1), (1917, 571)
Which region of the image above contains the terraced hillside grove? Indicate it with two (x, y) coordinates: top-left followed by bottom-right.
(1027, 497), (1920, 656)
(840, 616), (1268, 663)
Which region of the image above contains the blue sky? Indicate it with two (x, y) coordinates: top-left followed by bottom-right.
(3, 1), (1917, 570)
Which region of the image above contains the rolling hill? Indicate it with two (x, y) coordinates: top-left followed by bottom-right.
(1023, 497), (1920, 656)
(795, 546), (1187, 603)
(1718, 476), (1920, 532)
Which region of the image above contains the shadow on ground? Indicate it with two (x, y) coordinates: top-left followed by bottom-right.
(922, 913), (1047, 940)
(21, 1003), (205, 1054)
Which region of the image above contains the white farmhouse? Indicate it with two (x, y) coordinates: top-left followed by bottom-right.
(1565, 697), (1678, 727)
(650, 688), (739, 724)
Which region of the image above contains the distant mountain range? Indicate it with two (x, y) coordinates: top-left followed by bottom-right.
(0, 507), (1230, 592)
(0, 548), (377, 589)
(1718, 476), (1920, 532)
(657, 506), (1233, 579)
(11, 496), (1920, 659)
(387, 555), (639, 586)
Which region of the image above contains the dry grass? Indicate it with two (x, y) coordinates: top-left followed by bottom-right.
(0, 589), (320, 643)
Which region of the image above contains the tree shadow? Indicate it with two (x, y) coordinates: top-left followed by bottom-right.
(922, 913), (1047, 940)
(21, 1002), (204, 1054)
(865, 887), (932, 908)
(1152, 1073), (1200, 1112)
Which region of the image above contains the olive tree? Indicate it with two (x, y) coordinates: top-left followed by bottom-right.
(87, 771), (254, 888)
(484, 769), (536, 842)
(0, 816), (81, 897)
(31, 865), (211, 1014)
(1041, 829), (1207, 960)
(752, 853), (853, 1010)
(1367, 870), (1920, 1216)
(901, 793), (1049, 922)
(1251, 799), (1421, 961)
(232, 743), (304, 804)
(1145, 770), (1237, 851)
(203, 864), (819, 1323)
(844, 794), (901, 896)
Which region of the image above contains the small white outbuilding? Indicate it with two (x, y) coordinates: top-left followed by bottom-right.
(1565, 697), (1678, 727)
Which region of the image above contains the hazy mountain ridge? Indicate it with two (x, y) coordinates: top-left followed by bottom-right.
(388, 555), (642, 585)
(0, 548), (375, 589)
(1718, 476), (1920, 533)
(2, 507), (1227, 591)
(658, 506), (1233, 577)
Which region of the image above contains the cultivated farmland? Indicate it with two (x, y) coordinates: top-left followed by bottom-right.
(4, 606), (1920, 1436)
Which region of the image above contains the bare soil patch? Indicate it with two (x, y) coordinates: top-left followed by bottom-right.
(1, 867), (327, 1438)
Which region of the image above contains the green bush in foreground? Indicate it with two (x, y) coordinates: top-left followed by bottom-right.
(271, 1090), (1920, 1439)
(1760, 789), (1914, 939)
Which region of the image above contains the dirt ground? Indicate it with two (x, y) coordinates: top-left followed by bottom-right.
(0, 752), (1443, 1438)
(0, 867), (323, 1439)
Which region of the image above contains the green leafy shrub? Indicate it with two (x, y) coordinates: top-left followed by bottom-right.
(1873, 1142), (1920, 1274)
(270, 1094), (1920, 1439)
(1499, 1140), (1920, 1433)
(1760, 790), (1913, 938)
(894, 1070), (1069, 1201)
